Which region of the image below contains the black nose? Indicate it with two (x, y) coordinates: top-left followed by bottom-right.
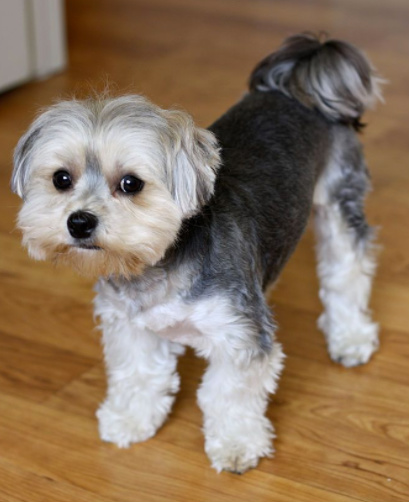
(67, 211), (98, 239)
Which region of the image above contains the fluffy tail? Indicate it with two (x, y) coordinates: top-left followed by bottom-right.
(249, 33), (383, 129)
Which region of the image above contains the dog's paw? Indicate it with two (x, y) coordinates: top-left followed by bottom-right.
(96, 396), (173, 447)
(204, 418), (274, 474)
(319, 313), (379, 367)
(329, 338), (379, 367)
(97, 403), (157, 447)
(205, 437), (273, 474)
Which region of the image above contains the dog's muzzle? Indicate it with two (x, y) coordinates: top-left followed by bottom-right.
(67, 210), (98, 239)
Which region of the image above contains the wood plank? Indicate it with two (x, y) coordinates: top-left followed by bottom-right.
(0, 394), (369, 502)
(0, 329), (96, 402)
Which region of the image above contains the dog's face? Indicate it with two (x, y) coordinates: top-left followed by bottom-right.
(11, 96), (220, 277)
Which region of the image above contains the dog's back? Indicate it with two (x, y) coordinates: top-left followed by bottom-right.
(202, 33), (382, 287)
(208, 89), (330, 288)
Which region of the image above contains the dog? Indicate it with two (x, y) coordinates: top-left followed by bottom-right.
(11, 33), (382, 473)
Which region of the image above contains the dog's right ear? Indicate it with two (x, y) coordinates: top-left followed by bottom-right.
(164, 109), (221, 218)
(11, 124), (42, 199)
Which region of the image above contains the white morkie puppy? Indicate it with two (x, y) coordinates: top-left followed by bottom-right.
(11, 34), (382, 473)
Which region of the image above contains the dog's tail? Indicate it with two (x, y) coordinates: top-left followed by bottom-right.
(249, 33), (383, 129)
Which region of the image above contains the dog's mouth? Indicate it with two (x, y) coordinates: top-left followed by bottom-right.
(53, 242), (146, 278)
(72, 243), (102, 251)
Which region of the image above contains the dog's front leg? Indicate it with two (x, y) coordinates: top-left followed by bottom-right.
(96, 307), (184, 448)
(197, 340), (284, 473)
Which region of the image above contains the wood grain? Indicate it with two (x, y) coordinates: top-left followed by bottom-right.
(0, 0), (408, 500)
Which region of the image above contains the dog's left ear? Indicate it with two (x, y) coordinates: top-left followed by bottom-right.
(164, 110), (221, 218)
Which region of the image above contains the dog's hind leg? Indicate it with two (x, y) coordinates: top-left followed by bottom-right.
(313, 131), (379, 367)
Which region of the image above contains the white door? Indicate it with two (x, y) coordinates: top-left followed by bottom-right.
(0, 0), (32, 92)
(0, 0), (66, 93)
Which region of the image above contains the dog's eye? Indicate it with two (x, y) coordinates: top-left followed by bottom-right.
(119, 175), (144, 194)
(53, 170), (72, 191)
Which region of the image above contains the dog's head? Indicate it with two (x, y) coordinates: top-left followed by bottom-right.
(11, 95), (220, 277)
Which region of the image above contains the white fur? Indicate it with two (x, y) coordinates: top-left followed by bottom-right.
(94, 274), (284, 472)
(198, 341), (284, 473)
(95, 308), (185, 447)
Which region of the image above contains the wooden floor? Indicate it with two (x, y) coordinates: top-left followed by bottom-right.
(1, 0), (408, 500)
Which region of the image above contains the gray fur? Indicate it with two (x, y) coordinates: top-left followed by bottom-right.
(163, 109), (220, 217)
(12, 126), (42, 198)
(160, 90), (332, 355)
(85, 150), (102, 175)
(84, 150), (105, 193)
(330, 130), (373, 243)
(159, 36), (382, 355)
(250, 33), (383, 128)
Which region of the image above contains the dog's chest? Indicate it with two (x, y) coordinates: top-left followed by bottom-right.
(96, 271), (256, 358)
(96, 269), (211, 349)
(136, 298), (202, 346)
